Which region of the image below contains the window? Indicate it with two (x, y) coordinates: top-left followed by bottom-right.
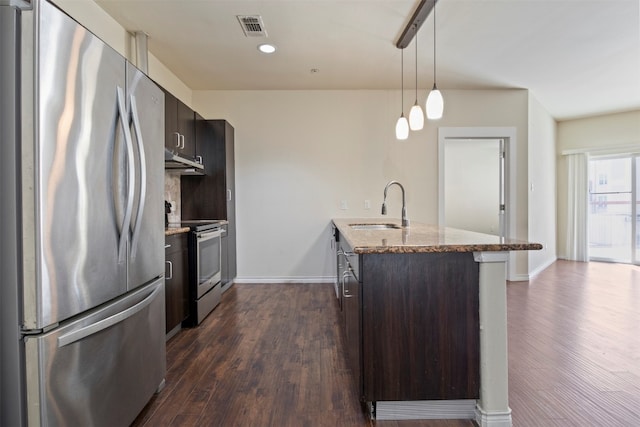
(598, 174), (607, 185)
(588, 155), (639, 264)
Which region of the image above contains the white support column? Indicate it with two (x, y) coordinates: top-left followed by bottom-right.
(473, 251), (512, 427)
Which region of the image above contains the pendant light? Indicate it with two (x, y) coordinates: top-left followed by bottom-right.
(395, 48), (409, 140)
(426, 0), (444, 120)
(409, 24), (424, 131)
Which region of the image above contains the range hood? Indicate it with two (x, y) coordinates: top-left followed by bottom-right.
(164, 148), (205, 175)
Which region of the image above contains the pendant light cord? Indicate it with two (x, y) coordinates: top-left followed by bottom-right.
(401, 48), (404, 112)
(414, 24), (418, 100)
(433, 0), (437, 84)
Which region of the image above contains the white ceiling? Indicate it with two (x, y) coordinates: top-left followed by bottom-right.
(95, 0), (640, 121)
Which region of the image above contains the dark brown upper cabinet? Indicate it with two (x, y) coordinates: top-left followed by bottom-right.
(164, 90), (196, 161)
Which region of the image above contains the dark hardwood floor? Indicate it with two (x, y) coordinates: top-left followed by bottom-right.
(133, 260), (640, 426)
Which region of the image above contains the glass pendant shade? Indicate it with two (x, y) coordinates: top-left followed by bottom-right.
(395, 47), (409, 141)
(426, 0), (443, 121)
(395, 114), (409, 140)
(409, 102), (424, 130)
(426, 84), (444, 120)
(409, 24), (424, 131)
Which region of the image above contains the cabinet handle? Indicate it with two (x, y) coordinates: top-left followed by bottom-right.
(173, 132), (180, 148)
(180, 134), (185, 149)
(342, 270), (353, 298)
(166, 260), (173, 280)
(227, 189), (232, 202)
(196, 155), (203, 165)
(343, 251), (356, 265)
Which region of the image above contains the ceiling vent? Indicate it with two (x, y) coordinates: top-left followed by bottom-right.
(237, 15), (268, 37)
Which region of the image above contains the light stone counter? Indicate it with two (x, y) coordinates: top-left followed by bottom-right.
(332, 218), (542, 254)
(164, 227), (190, 236)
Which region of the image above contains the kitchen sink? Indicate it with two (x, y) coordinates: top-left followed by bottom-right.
(350, 223), (402, 230)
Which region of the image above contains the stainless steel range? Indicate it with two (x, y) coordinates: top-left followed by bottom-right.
(180, 220), (225, 326)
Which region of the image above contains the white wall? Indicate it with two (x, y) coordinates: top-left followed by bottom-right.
(53, 0), (192, 106)
(527, 95), (558, 275)
(558, 110), (640, 152)
(556, 110), (640, 258)
(193, 89), (532, 281)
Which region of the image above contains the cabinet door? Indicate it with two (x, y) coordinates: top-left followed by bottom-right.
(163, 90), (179, 152)
(165, 234), (189, 333)
(336, 251), (345, 311)
(224, 122), (237, 281)
(177, 99), (195, 159)
(194, 113), (213, 174)
(343, 267), (361, 395)
(361, 252), (480, 401)
(163, 90), (195, 160)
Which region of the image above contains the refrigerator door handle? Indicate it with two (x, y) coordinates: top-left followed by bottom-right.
(128, 94), (146, 259)
(57, 282), (163, 347)
(116, 86), (135, 263)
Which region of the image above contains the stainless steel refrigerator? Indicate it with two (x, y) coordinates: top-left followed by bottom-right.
(1, 0), (166, 425)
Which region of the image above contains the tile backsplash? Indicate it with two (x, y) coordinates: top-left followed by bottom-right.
(164, 172), (181, 223)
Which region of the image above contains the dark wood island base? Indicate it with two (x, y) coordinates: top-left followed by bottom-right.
(332, 218), (542, 426)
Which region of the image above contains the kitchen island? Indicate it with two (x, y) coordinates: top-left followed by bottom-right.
(332, 218), (542, 427)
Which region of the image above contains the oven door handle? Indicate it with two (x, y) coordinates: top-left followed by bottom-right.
(197, 229), (222, 241)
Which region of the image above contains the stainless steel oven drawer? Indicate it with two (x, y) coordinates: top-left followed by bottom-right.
(195, 282), (221, 325)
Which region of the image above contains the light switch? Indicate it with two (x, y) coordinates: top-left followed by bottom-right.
(340, 200), (348, 210)
(364, 200), (371, 209)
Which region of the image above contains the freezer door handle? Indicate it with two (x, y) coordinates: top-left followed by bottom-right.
(57, 282), (163, 347)
(116, 86), (135, 263)
(128, 94), (146, 259)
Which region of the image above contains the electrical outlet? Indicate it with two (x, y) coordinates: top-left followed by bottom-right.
(364, 200), (371, 210)
(340, 200), (348, 210)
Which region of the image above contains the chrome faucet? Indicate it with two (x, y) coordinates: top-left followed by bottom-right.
(381, 180), (409, 227)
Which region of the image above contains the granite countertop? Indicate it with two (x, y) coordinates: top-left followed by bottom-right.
(332, 218), (543, 254)
(165, 219), (229, 236)
(165, 226), (190, 236)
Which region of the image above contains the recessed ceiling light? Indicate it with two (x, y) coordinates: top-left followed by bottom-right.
(258, 43), (276, 54)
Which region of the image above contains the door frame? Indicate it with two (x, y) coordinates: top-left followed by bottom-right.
(438, 127), (517, 280)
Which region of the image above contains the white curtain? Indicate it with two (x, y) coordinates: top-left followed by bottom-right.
(565, 153), (589, 261)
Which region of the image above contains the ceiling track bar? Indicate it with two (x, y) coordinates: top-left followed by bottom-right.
(396, 0), (436, 49)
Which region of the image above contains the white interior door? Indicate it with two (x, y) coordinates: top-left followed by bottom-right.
(442, 138), (504, 236)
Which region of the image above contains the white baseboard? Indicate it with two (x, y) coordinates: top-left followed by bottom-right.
(233, 276), (335, 284)
(528, 256), (556, 278)
(475, 405), (512, 427)
(508, 257), (557, 282)
(508, 273), (531, 282)
(374, 400), (477, 421)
